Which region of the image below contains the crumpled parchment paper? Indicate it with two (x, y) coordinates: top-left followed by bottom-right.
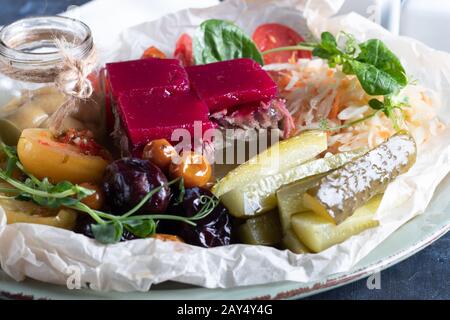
(1, 0), (450, 292)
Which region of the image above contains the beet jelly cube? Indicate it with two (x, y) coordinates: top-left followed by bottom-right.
(116, 90), (215, 151)
(186, 58), (278, 113)
(106, 58), (190, 97)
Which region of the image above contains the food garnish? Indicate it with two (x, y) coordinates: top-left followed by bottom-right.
(193, 19), (264, 65)
(252, 23), (312, 64)
(192, 20), (412, 132)
(174, 33), (194, 67)
(0, 143), (220, 244)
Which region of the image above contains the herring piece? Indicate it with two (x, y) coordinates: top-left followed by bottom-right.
(304, 132), (417, 224)
(186, 58), (277, 113)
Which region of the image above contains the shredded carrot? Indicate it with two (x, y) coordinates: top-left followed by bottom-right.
(328, 93), (341, 120)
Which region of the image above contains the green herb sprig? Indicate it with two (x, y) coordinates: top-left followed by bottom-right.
(263, 31), (409, 129)
(193, 19), (410, 130)
(0, 143), (218, 244)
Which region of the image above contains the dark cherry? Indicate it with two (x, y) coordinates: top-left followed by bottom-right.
(158, 187), (232, 248)
(102, 158), (170, 215)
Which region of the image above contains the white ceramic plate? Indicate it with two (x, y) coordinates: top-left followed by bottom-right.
(1, 172), (448, 300)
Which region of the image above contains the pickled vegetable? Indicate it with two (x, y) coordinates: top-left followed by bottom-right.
(0, 87), (65, 145)
(142, 139), (177, 173)
(237, 211), (282, 245)
(221, 149), (367, 218)
(282, 228), (310, 254)
(79, 183), (105, 210)
(17, 129), (109, 184)
(212, 131), (327, 197)
(277, 173), (328, 233)
(169, 151), (212, 188)
(291, 195), (382, 253)
(102, 158), (170, 214)
(152, 234), (184, 243)
(1, 198), (77, 230)
(304, 132), (416, 224)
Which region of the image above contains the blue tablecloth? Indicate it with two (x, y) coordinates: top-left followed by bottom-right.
(0, 0), (448, 300)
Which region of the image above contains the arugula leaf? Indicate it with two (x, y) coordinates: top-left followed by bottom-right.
(124, 219), (156, 238)
(193, 19), (264, 65)
(91, 221), (123, 244)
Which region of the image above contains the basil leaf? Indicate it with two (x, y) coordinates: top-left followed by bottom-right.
(344, 60), (401, 96)
(357, 39), (407, 87)
(320, 32), (338, 52)
(91, 221), (123, 244)
(312, 47), (333, 60)
(193, 19), (264, 65)
(124, 219), (156, 238)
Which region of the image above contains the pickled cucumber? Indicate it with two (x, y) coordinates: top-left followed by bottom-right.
(212, 131), (327, 197)
(291, 195), (382, 253)
(277, 173), (329, 233)
(237, 211), (282, 245)
(304, 132), (416, 224)
(282, 228), (310, 254)
(221, 149), (367, 218)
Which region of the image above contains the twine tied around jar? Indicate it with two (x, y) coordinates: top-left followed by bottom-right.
(0, 17), (98, 134)
(0, 39), (97, 133)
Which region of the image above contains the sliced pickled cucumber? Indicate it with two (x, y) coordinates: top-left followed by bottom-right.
(238, 211), (282, 245)
(291, 195), (382, 253)
(304, 132), (416, 224)
(277, 173), (330, 233)
(221, 149), (367, 218)
(282, 228), (310, 254)
(212, 131), (327, 197)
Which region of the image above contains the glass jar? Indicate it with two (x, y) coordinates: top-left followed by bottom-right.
(0, 16), (104, 145)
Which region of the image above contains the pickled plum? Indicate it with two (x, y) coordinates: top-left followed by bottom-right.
(160, 187), (232, 248)
(102, 158), (171, 214)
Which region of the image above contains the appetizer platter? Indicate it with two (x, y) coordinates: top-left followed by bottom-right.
(0, 0), (449, 296)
